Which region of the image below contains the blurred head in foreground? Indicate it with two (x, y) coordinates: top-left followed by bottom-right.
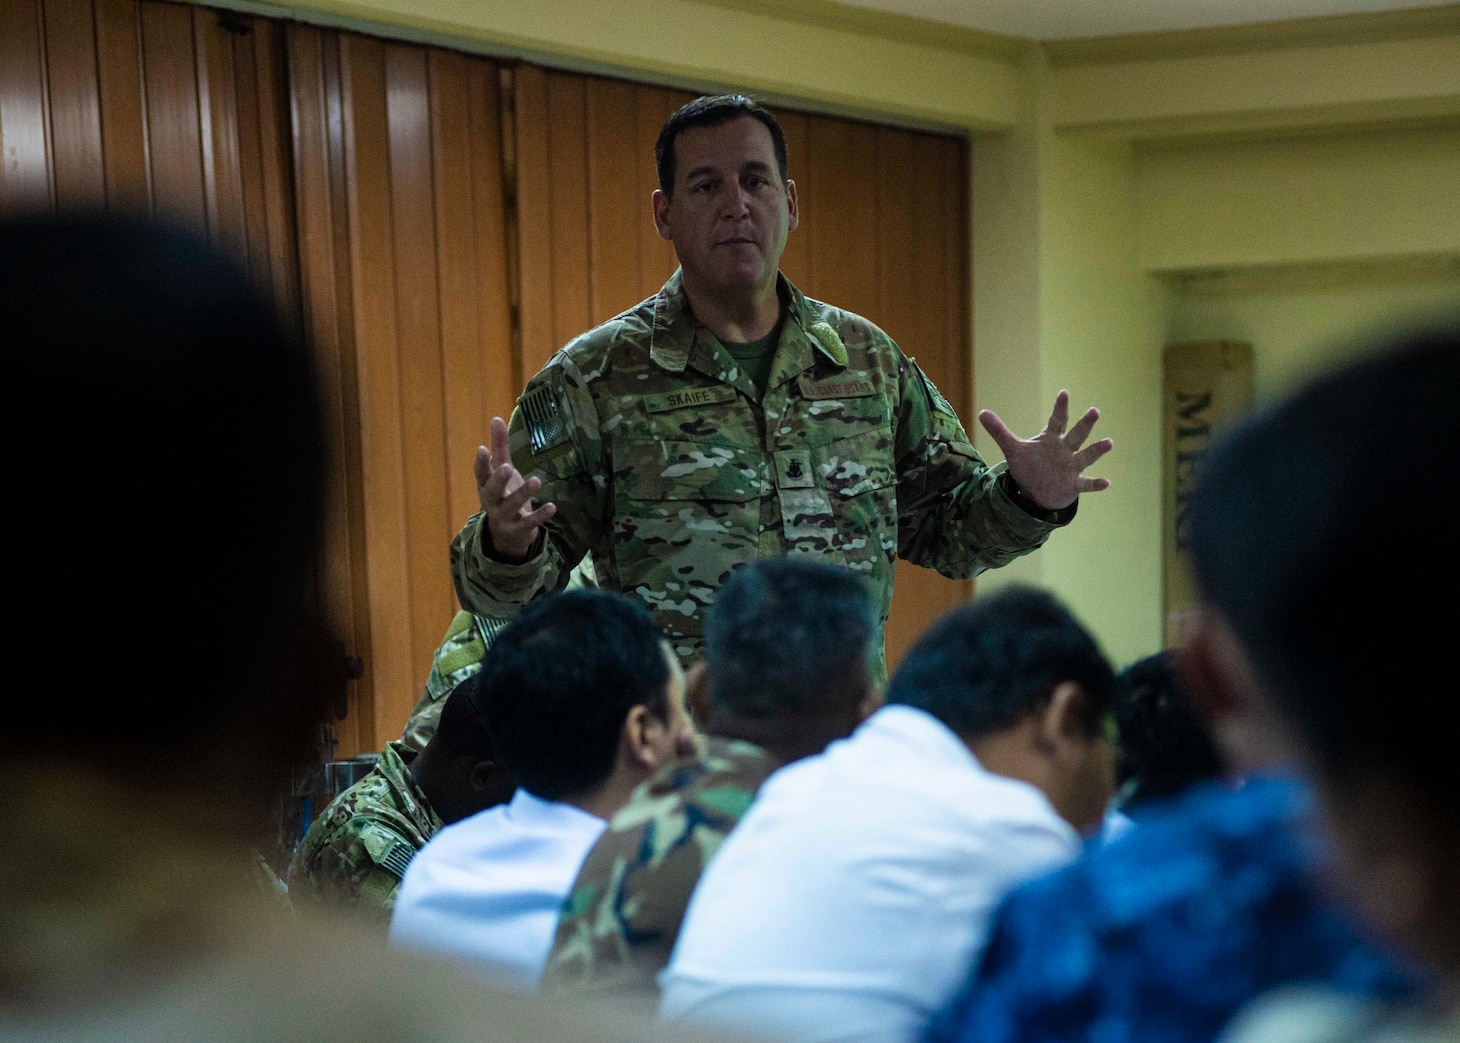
(1, 216), (332, 803)
(1186, 325), (1460, 973)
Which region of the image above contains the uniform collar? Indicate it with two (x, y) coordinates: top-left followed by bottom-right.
(649, 269), (848, 378)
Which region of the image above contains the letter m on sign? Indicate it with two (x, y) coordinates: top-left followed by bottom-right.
(1162, 342), (1252, 647)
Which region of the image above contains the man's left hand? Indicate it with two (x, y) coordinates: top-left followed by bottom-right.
(978, 391), (1112, 511)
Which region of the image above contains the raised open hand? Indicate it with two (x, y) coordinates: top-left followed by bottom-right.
(978, 391), (1112, 511)
(475, 416), (556, 563)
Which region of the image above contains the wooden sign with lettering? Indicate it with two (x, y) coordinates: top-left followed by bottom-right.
(1163, 341), (1254, 647)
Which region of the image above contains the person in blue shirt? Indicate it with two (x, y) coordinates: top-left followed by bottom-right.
(927, 621), (1419, 1043)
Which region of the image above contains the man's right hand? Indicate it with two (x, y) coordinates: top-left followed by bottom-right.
(476, 416), (556, 564)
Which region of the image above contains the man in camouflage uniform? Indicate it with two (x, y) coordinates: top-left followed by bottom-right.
(289, 679), (511, 926)
(452, 95), (1112, 682)
(541, 559), (882, 1002)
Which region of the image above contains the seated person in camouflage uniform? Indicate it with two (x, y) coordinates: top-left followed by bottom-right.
(289, 682), (513, 926)
(542, 558), (883, 1003)
(390, 590), (698, 987)
(399, 562), (598, 753)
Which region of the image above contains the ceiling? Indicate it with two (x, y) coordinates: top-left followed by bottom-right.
(830, 0), (1457, 39)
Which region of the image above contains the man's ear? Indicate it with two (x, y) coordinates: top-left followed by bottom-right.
(622, 704), (666, 769)
(1038, 681), (1088, 756)
(468, 760), (500, 793)
(1177, 609), (1245, 727)
(652, 188), (673, 241)
(684, 661), (710, 727)
(785, 178), (799, 232)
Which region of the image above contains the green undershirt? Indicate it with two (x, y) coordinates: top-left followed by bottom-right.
(719, 317), (783, 399)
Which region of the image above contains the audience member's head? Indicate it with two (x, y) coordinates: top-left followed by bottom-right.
(1187, 325), (1460, 972)
(886, 586), (1115, 832)
(1113, 651), (1224, 811)
(702, 559), (881, 763)
(2, 216), (332, 814)
(411, 677), (515, 824)
(478, 589), (696, 809)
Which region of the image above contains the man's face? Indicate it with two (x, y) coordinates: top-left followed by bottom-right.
(652, 117), (798, 298)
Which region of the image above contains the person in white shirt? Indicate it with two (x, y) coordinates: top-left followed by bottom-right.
(390, 589), (698, 987)
(660, 586), (1117, 1043)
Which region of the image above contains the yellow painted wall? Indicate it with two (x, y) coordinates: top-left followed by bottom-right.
(1135, 125), (1460, 272)
(1167, 268), (1460, 401)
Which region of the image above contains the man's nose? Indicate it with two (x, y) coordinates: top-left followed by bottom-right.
(719, 182), (750, 217)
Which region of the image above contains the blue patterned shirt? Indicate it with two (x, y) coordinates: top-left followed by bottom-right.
(927, 775), (1419, 1043)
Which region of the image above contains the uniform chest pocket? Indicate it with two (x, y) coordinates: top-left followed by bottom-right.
(814, 427), (897, 499)
(618, 440), (770, 502)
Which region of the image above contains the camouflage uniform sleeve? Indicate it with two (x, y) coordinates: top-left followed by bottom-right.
(288, 822), (409, 928)
(397, 612), (506, 753)
(893, 349), (1072, 579)
(451, 358), (606, 617)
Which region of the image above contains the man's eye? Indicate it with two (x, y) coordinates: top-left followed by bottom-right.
(745, 177), (768, 189)
(692, 181), (715, 194)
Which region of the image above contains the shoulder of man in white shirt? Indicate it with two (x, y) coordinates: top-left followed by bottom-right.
(660, 587), (1118, 1042)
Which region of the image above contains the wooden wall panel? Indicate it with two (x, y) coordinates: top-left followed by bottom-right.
(287, 22), (370, 757)
(289, 26), (515, 752)
(0, 0), (54, 211)
(137, 1), (205, 228)
(92, 0), (148, 211)
(41, 0), (104, 209)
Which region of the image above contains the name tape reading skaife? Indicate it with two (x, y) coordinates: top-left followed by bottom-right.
(644, 386), (739, 413)
(798, 376), (876, 400)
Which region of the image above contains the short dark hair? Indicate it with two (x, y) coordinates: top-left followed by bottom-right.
(478, 590), (671, 801)
(431, 676), (499, 762)
(704, 559), (878, 718)
(655, 94), (788, 197)
(1112, 651), (1223, 808)
(886, 587), (1113, 740)
(1188, 326), (1460, 806)
(2, 217), (324, 777)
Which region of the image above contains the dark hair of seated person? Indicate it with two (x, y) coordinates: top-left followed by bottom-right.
(1112, 651), (1224, 811)
(701, 558), (879, 764)
(476, 589), (670, 802)
(411, 676), (515, 825)
(887, 586), (1115, 742)
(0, 215), (331, 799)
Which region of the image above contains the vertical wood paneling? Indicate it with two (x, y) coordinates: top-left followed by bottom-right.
(513, 64), (553, 377)
(339, 32), (411, 749)
(138, 0), (204, 227)
(776, 109), (810, 286)
(0, 0), (55, 212)
(586, 77), (640, 322)
(248, 21), (299, 327)
(287, 23), (369, 756)
(545, 73), (590, 350)
(41, 0), (104, 209)
(633, 85), (685, 299)
(466, 62), (514, 432)
(192, 8), (243, 251)
(93, 0), (148, 211)
(384, 42), (452, 734)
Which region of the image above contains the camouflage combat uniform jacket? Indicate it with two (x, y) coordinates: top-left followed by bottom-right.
(451, 270), (1071, 681)
(540, 737), (778, 1000)
(287, 741), (441, 926)
(397, 610), (504, 753)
